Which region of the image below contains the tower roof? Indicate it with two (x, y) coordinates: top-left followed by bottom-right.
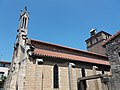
(20, 7), (29, 19)
(85, 31), (111, 42)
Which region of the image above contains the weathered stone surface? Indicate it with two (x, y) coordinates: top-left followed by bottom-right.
(103, 33), (120, 90)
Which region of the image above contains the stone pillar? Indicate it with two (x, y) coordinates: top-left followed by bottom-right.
(92, 66), (99, 90)
(35, 59), (44, 90)
(68, 63), (77, 90)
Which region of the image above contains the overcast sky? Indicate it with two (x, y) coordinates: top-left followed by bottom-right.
(0, 0), (120, 61)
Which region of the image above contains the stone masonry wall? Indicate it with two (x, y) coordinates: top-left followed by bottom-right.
(104, 35), (120, 90)
(22, 57), (109, 90)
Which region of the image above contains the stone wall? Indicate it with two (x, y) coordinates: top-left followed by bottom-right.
(21, 57), (109, 90)
(103, 34), (120, 90)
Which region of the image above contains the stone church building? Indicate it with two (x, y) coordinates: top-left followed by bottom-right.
(4, 8), (111, 90)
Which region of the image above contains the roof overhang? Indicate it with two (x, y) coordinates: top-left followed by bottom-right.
(33, 48), (110, 66)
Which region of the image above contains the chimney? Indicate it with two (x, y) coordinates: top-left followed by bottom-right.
(90, 28), (97, 36)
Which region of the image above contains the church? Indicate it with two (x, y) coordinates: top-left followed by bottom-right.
(4, 7), (111, 90)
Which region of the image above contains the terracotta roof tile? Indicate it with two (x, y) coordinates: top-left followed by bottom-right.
(33, 48), (110, 66)
(30, 39), (107, 57)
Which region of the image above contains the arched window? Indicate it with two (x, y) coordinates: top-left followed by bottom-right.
(102, 70), (105, 74)
(21, 17), (25, 28)
(53, 64), (59, 88)
(81, 68), (86, 77)
(81, 68), (87, 90)
(24, 18), (27, 28)
(21, 17), (27, 29)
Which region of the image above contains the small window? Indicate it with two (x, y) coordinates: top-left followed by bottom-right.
(21, 17), (25, 28)
(0, 63), (5, 67)
(96, 38), (98, 42)
(24, 18), (27, 28)
(102, 70), (105, 74)
(87, 42), (91, 47)
(81, 68), (86, 77)
(53, 64), (59, 88)
(0, 72), (4, 78)
(92, 39), (97, 44)
(21, 17), (27, 29)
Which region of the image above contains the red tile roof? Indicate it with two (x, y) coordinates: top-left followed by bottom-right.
(31, 39), (107, 58)
(102, 30), (120, 46)
(33, 48), (110, 66)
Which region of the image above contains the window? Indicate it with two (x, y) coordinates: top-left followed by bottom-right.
(87, 42), (91, 47)
(0, 63), (5, 67)
(21, 17), (27, 29)
(81, 68), (86, 77)
(96, 38), (98, 42)
(21, 17), (25, 28)
(102, 70), (105, 74)
(81, 68), (87, 89)
(0, 72), (4, 78)
(92, 39), (97, 44)
(53, 64), (59, 88)
(24, 18), (27, 28)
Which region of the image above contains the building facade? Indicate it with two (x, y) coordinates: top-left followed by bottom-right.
(0, 61), (10, 90)
(103, 30), (120, 90)
(85, 29), (111, 56)
(4, 8), (111, 90)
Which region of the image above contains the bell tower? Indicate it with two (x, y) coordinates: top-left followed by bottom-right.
(85, 29), (111, 56)
(19, 7), (29, 29)
(5, 7), (30, 90)
(16, 6), (29, 46)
